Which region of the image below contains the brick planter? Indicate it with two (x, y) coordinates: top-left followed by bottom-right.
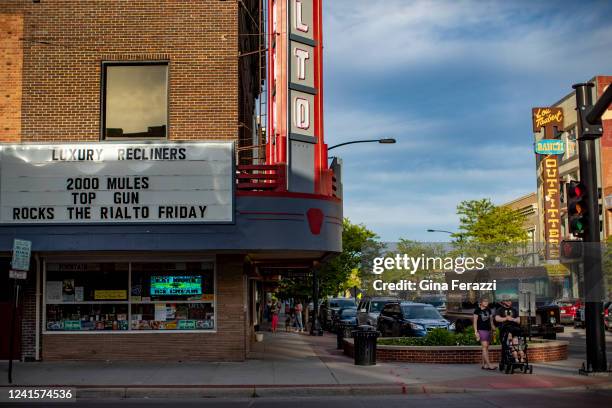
(343, 338), (568, 364)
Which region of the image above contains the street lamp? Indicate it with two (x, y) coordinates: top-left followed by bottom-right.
(427, 229), (463, 241)
(327, 138), (396, 151)
(427, 229), (454, 235)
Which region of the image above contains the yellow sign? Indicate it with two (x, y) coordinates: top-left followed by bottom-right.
(94, 290), (127, 300)
(201, 294), (214, 301)
(544, 263), (570, 278)
(532, 108), (563, 131)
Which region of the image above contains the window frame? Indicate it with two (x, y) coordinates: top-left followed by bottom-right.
(100, 61), (170, 141)
(43, 258), (217, 334)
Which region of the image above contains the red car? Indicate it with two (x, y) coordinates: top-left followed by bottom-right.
(552, 298), (582, 325)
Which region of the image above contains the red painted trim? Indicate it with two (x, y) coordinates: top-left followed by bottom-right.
(246, 218), (304, 222)
(236, 190), (342, 202)
(239, 211), (304, 216)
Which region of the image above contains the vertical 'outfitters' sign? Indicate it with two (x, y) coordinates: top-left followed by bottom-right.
(533, 107), (564, 260)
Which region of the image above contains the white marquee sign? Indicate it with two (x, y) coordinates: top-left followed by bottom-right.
(0, 142), (234, 224)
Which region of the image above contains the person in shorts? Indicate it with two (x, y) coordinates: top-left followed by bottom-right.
(473, 297), (495, 370)
(495, 297), (525, 362)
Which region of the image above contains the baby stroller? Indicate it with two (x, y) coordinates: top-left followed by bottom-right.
(498, 325), (533, 374)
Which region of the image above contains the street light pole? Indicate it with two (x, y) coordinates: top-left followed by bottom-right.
(328, 138), (396, 151)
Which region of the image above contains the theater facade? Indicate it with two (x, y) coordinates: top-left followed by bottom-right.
(0, 0), (340, 361)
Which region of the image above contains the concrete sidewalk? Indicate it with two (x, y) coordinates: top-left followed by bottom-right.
(1, 330), (610, 398)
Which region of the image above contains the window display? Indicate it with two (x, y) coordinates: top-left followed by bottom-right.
(44, 261), (215, 332)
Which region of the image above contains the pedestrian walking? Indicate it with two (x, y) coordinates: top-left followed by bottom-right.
(270, 301), (279, 333)
(474, 297), (496, 370)
(294, 301), (304, 332)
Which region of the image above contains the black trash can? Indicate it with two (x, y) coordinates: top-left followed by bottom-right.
(352, 325), (379, 366)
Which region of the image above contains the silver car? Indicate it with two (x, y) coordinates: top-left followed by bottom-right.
(357, 297), (399, 326)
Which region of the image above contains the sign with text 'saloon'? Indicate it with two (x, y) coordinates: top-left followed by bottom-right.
(0, 142), (233, 224)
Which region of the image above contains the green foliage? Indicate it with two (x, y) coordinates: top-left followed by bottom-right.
(452, 198), (529, 267)
(318, 218), (378, 297)
(603, 236), (612, 300)
(278, 218), (378, 300)
(377, 328), (501, 346)
(455, 199), (527, 244)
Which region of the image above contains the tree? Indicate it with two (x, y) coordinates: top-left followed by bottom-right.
(278, 218), (379, 300)
(454, 199), (494, 242)
(453, 199), (528, 267)
(318, 218), (378, 297)
(455, 198), (527, 244)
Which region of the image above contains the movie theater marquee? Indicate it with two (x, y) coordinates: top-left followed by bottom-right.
(0, 142), (234, 224)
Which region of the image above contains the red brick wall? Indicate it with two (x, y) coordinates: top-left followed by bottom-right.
(42, 255), (248, 361)
(343, 340), (568, 364)
(0, 0), (262, 362)
(20, 278), (37, 361)
(0, 0), (243, 143)
(0, 12), (22, 141)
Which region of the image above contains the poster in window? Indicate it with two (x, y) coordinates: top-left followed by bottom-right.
(63, 279), (75, 302)
(46, 281), (63, 302)
(75, 286), (84, 302)
(154, 303), (166, 321)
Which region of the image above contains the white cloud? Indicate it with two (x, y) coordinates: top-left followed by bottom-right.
(324, 0), (612, 76)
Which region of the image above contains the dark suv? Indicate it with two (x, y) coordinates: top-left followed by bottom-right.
(319, 298), (356, 330)
(357, 296), (398, 326)
(377, 301), (453, 337)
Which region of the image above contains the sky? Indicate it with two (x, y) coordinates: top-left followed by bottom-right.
(322, 0), (612, 242)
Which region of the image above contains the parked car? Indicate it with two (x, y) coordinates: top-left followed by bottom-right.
(332, 307), (358, 332)
(417, 295), (447, 313)
(319, 298), (356, 330)
(576, 301), (612, 330)
(357, 296), (398, 326)
(605, 303), (612, 331)
(551, 298), (582, 324)
(377, 301), (454, 337)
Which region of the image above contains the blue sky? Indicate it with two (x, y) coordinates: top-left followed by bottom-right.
(322, 0), (612, 241)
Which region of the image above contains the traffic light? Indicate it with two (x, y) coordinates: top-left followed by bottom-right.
(560, 239), (583, 261)
(566, 180), (587, 238)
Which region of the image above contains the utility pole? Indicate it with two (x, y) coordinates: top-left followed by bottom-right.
(573, 82), (612, 373)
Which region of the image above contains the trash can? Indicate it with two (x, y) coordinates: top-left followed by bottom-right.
(352, 325), (379, 366)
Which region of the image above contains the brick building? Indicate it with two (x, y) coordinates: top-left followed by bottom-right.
(533, 76), (612, 300)
(0, 0), (341, 362)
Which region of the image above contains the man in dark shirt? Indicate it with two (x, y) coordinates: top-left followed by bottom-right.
(495, 297), (525, 362)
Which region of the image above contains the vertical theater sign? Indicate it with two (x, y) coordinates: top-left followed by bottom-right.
(267, 0), (327, 193)
(533, 107), (564, 260)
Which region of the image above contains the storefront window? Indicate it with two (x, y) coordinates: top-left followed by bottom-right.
(44, 261), (215, 332)
(130, 262), (215, 330)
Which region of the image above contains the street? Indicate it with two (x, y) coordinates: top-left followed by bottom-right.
(3, 389), (612, 408)
(555, 326), (612, 366)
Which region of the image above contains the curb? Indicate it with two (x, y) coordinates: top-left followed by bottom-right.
(0, 383), (602, 399)
(3, 382), (611, 399)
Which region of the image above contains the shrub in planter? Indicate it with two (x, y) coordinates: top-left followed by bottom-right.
(377, 328), (501, 346)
